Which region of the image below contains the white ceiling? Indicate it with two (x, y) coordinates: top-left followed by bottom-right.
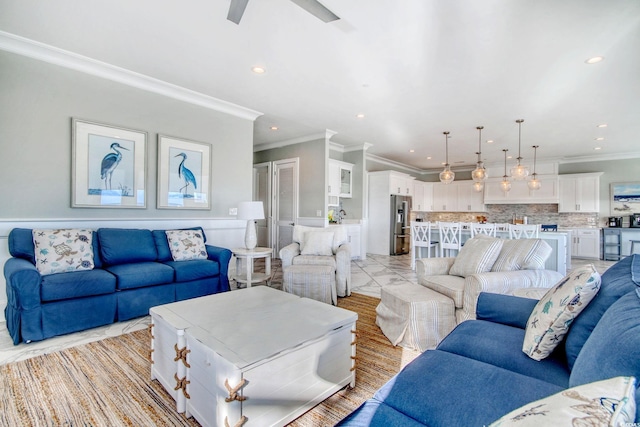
(2, 0), (639, 171)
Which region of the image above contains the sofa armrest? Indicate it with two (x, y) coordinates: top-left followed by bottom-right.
(475, 293), (538, 329)
(279, 243), (300, 268)
(336, 243), (351, 297)
(416, 257), (455, 278)
(459, 269), (563, 322)
(206, 245), (232, 290)
(4, 257), (42, 309)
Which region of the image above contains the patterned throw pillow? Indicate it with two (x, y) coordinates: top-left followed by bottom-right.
(449, 236), (503, 278)
(32, 229), (95, 275)
(301, 231), (335, 256)
(522, 264), (601, 361)
(165, 229), (207, 261)
(489, 376), (636, 427)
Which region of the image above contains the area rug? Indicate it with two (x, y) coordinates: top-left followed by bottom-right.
(0, 293), (420, 427)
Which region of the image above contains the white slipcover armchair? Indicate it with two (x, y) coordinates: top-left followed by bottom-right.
(279, 225), (352, 297)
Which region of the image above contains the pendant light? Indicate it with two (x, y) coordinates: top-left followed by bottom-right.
(439, 131), (455, 184)
(527, 145), (541, 191)
(510, 119), (530, 180)
(500, 149), (511, 192)
(471, 126), (487, 191)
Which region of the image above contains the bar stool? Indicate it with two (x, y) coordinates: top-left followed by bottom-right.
(631, 240), (640, 255)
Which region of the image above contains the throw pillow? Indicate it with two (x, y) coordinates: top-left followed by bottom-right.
(449, 236), (504, 278)
(165, 229), (208, 261)
(491, 239), (551, 272)
(522, 264), (601, 361)
(301, 231), (334, 256)
(489, 376), (636, 427)
(32, 229), (95, 275)
(292, 225), (347, 254)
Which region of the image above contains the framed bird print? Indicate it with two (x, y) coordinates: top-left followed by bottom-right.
(72, 119), (147, 208)
(157, 135), (211, 210)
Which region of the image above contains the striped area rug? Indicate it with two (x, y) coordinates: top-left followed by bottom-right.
(0, 293), (419, 427)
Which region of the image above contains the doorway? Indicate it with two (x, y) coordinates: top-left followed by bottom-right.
(273, 158), (299, 255)
(253, 162), (271, 248)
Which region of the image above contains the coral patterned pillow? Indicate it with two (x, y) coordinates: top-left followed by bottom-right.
(165, 229), (207, 261)
(32, 229), (95, 275)
(489, 376), (636, 427)
(522, 264), (601, 361)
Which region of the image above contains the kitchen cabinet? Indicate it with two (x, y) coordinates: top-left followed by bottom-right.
(558, 173), (601, 213)
(431, 181), (485, 212)
(412, 181), (434, 211)
(389, 172), (414, 196)
(346, 224), (361, 259)
(568, 228), (601, 259)
(483, 175), (559, 204)
(432, 182), (458, 211)
(457, 181), (485, 212)
(328, 160), (354, 206)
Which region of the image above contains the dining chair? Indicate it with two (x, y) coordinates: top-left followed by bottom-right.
(438, 222), (462, 257)
(410, 221), (439, 270)
(470, 223), (497, 238)
(509, 224), (540, 239)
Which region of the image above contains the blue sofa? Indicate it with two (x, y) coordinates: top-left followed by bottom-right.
(4, 227), (232, 345)
(339, 255), (640, 425)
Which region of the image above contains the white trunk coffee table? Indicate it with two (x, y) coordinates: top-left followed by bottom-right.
(150, 286), (357, 427)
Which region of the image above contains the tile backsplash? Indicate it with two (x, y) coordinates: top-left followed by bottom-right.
(414, 204), (599, 228)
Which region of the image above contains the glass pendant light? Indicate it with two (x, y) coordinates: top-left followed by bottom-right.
(471, 126), (487, 185)
(527, 145), (541, 191)
(439, 131), (455, 184)
(510, 119), (530, 180)
(472, 181), (484, 192)
(500, 149), (511, 192)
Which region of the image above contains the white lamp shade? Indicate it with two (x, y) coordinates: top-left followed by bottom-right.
(237, 201), (265, 220)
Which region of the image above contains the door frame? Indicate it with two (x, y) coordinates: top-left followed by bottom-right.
(273, 158), (299, 255)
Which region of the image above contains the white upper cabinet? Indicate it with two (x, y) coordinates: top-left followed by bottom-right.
(483, 175), (559, 204)
(558, 173), (602, 213)
(413, 181), (434, 211)
(457, 181), (485, 212)
(432, 182), (459, 211)
(328, 160), (354, 206)
(389, 173), (414, 196)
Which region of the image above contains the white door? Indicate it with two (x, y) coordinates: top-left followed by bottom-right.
(273, 158), (299, 256)
(253, 162), (271, 248)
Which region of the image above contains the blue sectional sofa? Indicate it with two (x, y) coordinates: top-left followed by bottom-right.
(339, 255), (640, 426)
(4, 227), (232, 344)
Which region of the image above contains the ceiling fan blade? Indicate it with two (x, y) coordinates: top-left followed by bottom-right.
(227, 0), (250, 24)
(289, 0), (340, 23)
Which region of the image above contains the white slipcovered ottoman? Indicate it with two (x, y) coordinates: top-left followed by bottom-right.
(283, 265), (337, 305)
(376, 283), (456, 352)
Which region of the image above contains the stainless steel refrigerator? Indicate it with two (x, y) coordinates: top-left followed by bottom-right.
(390, 195), (412, 255)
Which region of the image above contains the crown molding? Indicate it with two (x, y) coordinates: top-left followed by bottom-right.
(0, 31), (263, 121)
(558, 151), (640, 164)
(366, 153), (425, 174)
(253, 131), (331, 152)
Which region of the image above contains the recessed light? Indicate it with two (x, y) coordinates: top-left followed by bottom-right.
(594, 137), (604, 141)
(597, 124), (608, 128)
(427, 156), (432, 160)
(594, 147), (602, 150)
(356, 113), (365, 119)
(507, 155), (513, 159)
(585, 56), (604, 64)
(409, 149), (415, 153)
(252, 66), (266, 74)
(270, 126), (278, 131)
(486, 140), (494, 144)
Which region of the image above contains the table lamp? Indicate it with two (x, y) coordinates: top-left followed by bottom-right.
(237, 201), (265, 249)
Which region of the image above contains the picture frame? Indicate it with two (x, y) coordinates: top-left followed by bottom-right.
(610, 182), (640, 215)
(157, 135), (211, 210)
(72, 118), (147, 208)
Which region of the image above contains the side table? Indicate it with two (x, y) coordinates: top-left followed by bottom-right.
(232, 247), (273, 287)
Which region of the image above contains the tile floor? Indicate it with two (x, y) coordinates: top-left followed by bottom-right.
(0, 254), (615, 364)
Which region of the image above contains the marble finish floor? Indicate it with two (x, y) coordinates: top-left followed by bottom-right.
(0, 254), (615, 365)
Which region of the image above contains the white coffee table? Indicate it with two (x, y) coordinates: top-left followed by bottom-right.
(150, 287), (357, 427)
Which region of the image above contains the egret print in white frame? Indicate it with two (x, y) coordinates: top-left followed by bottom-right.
(157, 135), (211, 210)
(72, 118), (147, 208)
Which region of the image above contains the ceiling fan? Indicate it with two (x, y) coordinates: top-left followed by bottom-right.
(227, 0), (340, 24)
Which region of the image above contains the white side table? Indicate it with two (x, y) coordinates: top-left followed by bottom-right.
(232, 247), (273, 287)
